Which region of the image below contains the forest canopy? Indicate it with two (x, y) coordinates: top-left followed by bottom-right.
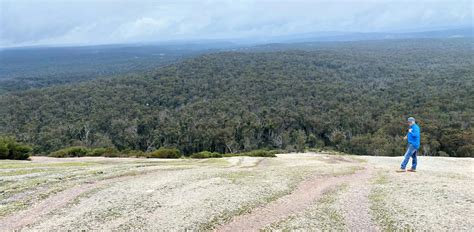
(0, 43), (229, 94)
(0, 39), (473, 157)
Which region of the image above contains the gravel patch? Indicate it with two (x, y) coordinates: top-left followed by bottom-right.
(2, 153), (471, 231)
(265, 185), (348, 231)
(339, 167), (379, 231)
(217, 167), (367, 231)
(364, 156), (474, 231)
(2, 154), (361, 231)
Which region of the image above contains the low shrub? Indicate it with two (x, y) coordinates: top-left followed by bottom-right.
(49, 146), (89, 158)
(456, 145), (474, 157)
(8, 144), (32, 160)
(190, 151), (223, 159)
(224, 149), (278, 158)
(243, 150), (277, 157)
(438, 151), (449, 157)
(0, 136), (32, 160)
(49, 146), (147, 158)
(147, 147), (182, 159)
(0, 144), (8, 159)
(88, 147), (119, 157)
(87, 148), (108, 156)
(307, 147), (324, 153)
(124, 150), (147, 158)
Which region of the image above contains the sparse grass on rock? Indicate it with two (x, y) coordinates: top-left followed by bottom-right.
(265, 185), (348, 231)
(2, 154), (472, 231)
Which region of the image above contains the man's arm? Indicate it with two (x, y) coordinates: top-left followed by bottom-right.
(408, 126), (419, 138)
(404, 127), (412, 140)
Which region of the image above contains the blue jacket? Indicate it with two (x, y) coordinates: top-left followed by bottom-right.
(408, 123), (420, 149)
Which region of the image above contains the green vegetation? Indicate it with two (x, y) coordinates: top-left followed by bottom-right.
(0, 162), (93, 169)
(0, 44), (216, 93)
(190, 150), (277, 159)
(48, 146), (181, 158)
(228, 150), (278, 158)
(0, 136), (32, 160)
(0, 39), (472, 157)
(49, 146), (121, 158)
(49, 146), (89, 157)
(45, 146), (275, 159)
(87, 147), (119, 157)
(147, 147), (182, 159)
(190, 151), (223, 159)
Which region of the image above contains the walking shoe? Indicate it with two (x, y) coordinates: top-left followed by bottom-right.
(407, 169), (416, 172)
(396, 169), (406, 172)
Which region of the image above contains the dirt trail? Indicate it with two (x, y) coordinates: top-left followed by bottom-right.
(0, 171), (156, 231)
(340, 167), (379, 231)
(216, 167), (372, 232)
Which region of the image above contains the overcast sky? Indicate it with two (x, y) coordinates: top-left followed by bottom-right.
(0, 0), (472, 48)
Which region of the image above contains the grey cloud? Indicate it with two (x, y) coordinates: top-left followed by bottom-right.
(0, 0), (472, 47)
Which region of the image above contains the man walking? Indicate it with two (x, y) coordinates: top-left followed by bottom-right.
(398, 117), (420, 172)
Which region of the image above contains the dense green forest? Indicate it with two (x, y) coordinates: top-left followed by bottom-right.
(0, 39), (472, 157)
(0, 43), (233, 94)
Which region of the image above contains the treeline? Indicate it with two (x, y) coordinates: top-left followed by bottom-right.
(0, 39), (473, 157)
(47, 146), (276, 159)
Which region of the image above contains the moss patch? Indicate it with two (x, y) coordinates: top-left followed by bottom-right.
(0, 162), (95, 169)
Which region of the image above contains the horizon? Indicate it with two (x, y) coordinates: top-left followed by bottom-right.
(1, 0), (472, 48)
(1, 26), (473, 50)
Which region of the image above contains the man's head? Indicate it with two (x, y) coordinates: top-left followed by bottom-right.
(407, 117), (416, 126)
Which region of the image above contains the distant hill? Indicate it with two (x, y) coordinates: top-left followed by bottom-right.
(254, 27), (474, 43)
(0, 43), (237, 93)
(1, 39), (472, 157)
(1, 28), (471, 94)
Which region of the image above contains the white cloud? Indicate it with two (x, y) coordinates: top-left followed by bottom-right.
(0, 0), (472, 47)
(116, 17), (171, 39)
